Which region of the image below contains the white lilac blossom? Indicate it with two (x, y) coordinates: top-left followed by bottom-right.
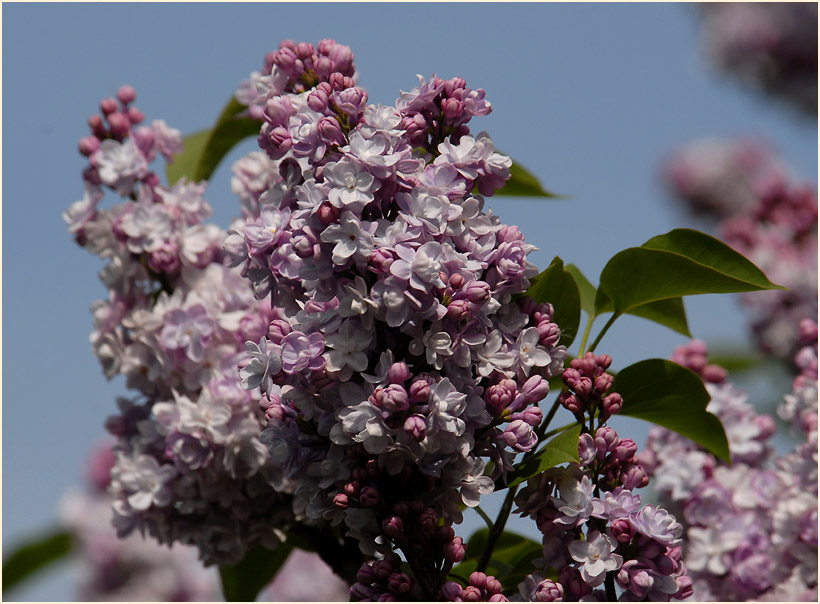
(642, 337), (818, 601)
(567, 531), (623, 588)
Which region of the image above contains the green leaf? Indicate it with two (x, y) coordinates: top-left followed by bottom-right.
(166, 97), (261, 186)
(597, 228), (784, 318)
(454, 529), (543, 583)
(525, 257), (581, 346)
(2, 528), (73, 594)
(219, 542), (294, 602)
(506, 424), (582, 488)
(565, 264), (597, 317)
(613, 359), (730, 462)
(595, 289), (691, 338)
(497, 158), (563, 198)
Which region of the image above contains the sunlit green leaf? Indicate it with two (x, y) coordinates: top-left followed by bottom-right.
(166, 97), (260, 186)
(497, 158), (563, 198)
(2, 528), (73, 594)
(565, 264), (596, 316)
(506, 424), (582, 489)
(219, 543), (293, 602)
(613, 359), (730, 462)
(525, 257), (581, 346)
(597, 229), (783, 318)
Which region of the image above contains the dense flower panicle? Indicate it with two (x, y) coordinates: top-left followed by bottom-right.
(642, 337), (818, 601)
(228, 42), (568, 595)
(66, 86), (295, 565)
(698, 3), (818, 115)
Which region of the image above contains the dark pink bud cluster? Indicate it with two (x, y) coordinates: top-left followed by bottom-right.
(398, 75), (492, 151)
(558, 352), (622, 421)
(671, 339), (727, 384)
(82, 84), (145, 153)
(442, 571), (508, 602)
(578, 427), (649, 491)
(350, 553), (416, 601)
(617, 544), (693, 600)
(268, 38), (355, 94)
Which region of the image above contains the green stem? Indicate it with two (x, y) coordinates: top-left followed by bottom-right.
(475, 506), (494, 531)
(475, 484), (518, 574)
(587, 313), (619, 353)
(576, 314), (596, 357)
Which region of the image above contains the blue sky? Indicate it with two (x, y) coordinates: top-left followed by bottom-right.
(3, 3), (816, 600)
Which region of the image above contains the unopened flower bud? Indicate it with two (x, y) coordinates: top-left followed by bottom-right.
(578, 433), (596, 466)
(538, 321), (561, 346)
(446, 299), (471, 319)
(409, 379), (431, 403)
(78, 135), (100, 156)
(388, 572), (412, 595)
(611, 517), (634, 543)
(441, 581), (463, 601)
(503, 420), (537, 452)
(319, 116), (345, 145)
(595, 426), (619, 459)
(314, 56), (334, 79)
(360, 486), (380, 507)
(469, 572), (488, 590)
(442, 98), (462, 120)
(268, 319), (292, 344)
(512, 406), (543, 427)
(613, 438), (637, 461)
(462, 586), (482, 602)
(620, 463), (649, 490)
(382, 515), (404, 539)
(602, 392), (623, 417)
(100, 97), (118, 115)
(126, 106), (145, 125)
(522, 374), (550, 403)
(356, 564), (376, 584)
(485, 379), (517, 414)
(403, 415), (426, 441)
(344, 480), (360, 497)
(107, 112), (130, 137)
(387, 362), (411, 384)
(532, 578), (564, 602)
(703, 364), (727, 384)
(333, 492), (349, 509)
(317, 202), (340, 224)
(349, 583), (375, 600)
(464, 280), (491, 304)
(449, 273), (465, 289)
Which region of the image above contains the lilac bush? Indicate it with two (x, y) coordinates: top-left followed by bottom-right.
(51, 37), (815, 602)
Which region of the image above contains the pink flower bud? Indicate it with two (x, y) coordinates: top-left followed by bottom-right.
(449, 273), (465, 289)
(537, 321), (561, 346)
(333, 493), (349, 509)
(388, 572), (412, 595)
(382, 516), (404, 539)
(594, 373), (614, 393)
(602, 392), (623, 417)
(620, 463), (649, 490)
(595, 427), (619, 459)
(100, 97), (118, 115)
(442, 98), (462, 120)
(560, 393), (582, 414)
(409, 379), (431, 403)
(440, 581), (463, 601)
(403, 415), (426, 441)
(574, 376), (593, 397)
(469, 572), (488, 590)
(522, 374), (550, 403)
(503, 420), (538, 452)
(464, 281), (491, 304)
(268, 319), (292, 344)
(462, 586), (482, 602)
(319, 116), (345, 145)
(349, 583), (375, 600)
(307, 87), (329, 113)
(368, 248), (394, 273)
(578, 433), (596, 466)
(356, 564), (376, 584)
(78, 135), (100, 156)
(485, 577), (503, 595)
(446, 299), (471, 320)
(613, 438), (637, 461)
(117, 85), (136, 105)
(611, 518), (634, 543)
(107, 112), (130, 137)
(512, 406), (543, 427)
(485, 379), (517, 414)
(317, 202), (340, 224)
(703, 364), (727, 384)
(344, 481), (360, 497)
(388, 362), (411, 384)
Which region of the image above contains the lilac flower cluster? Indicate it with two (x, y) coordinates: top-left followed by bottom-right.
(230, 39), (566, 597)
(59, 441), (220, 601)
(663, 137), (818, 360)
(642, 335), (818, 601)
(661, 137), (787, 219)
(65, 88), (295, 565)
(513, 457), (690, 601)
(698, 2), (818, 114)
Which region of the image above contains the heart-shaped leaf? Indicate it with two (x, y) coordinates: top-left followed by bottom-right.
(524, 257), (581, 346)
(613, 359), (730, 462)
